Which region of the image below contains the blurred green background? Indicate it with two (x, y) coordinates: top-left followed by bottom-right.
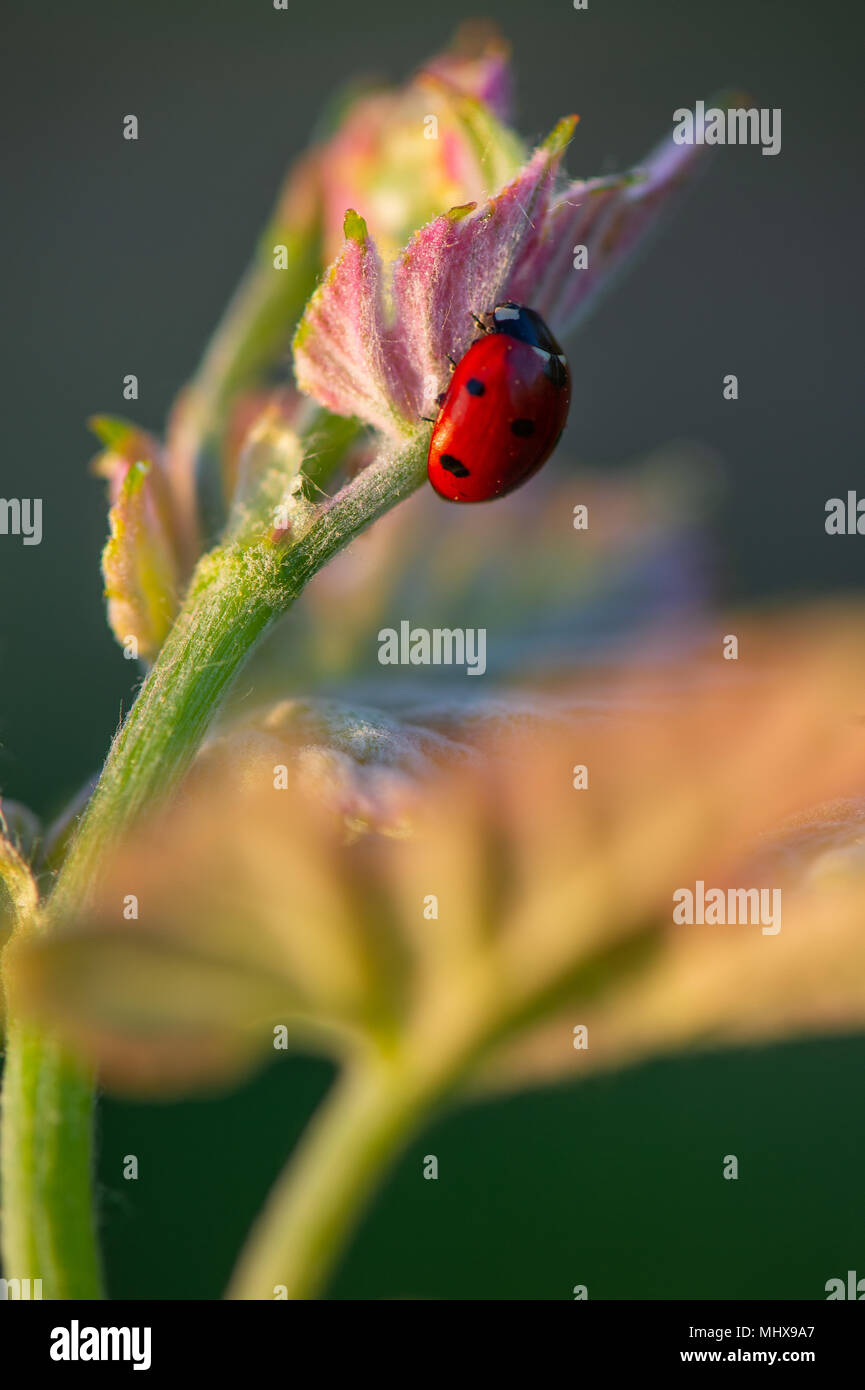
(2, 0), (864, 1298)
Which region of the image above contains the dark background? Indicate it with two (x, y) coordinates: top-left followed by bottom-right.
(2, 0), (864, 1298)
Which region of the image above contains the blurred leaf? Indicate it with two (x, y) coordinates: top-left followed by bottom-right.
(197, 694), (475, 836)
(481, 804), (865, 1094)
(418, 20), (514, 123)
(225, 450), (719, 701)
(9, 606), (865, 1098)
(313, 32), (524, 265)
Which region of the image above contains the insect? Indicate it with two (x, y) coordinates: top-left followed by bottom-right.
(426, 302), (571, 503)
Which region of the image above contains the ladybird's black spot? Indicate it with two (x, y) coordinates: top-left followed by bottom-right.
(440, 454), (470, 477)
(511, 418), (535, 438)
(465, 378), (485, 396)
(544, 353), (568, 388)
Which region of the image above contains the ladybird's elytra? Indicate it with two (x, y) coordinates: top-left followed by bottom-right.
(427, 302), (571, 503)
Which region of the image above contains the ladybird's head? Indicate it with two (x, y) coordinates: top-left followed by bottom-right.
(489, 302), (565, 356)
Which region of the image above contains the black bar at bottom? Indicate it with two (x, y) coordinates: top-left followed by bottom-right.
(0, 1298), (860, 1374)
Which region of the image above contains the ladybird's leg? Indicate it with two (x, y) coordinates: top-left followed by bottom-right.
(423, 386), (450, 421)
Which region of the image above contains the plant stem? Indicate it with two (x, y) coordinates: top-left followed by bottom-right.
(55, 434), (427, 908)
(0, 1022), (102, 1299)
(227, 1058), (434, 1300)
(1, 433), (428, 1299)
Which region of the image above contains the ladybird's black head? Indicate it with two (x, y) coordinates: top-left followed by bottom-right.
(491, 302), (564, 355)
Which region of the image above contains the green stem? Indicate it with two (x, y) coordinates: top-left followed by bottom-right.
(227, 1058), (437, 1300)
(55, 434), (427, 908)
(0, 1022), (102, 1299)
(1, 434), (428, 1299)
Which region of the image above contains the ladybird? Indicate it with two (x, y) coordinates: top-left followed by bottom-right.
(426, 302), (571, 503)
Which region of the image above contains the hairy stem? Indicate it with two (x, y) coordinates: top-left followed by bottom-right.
(1, 433), (428, 1299)
(55, 434), (427, 908)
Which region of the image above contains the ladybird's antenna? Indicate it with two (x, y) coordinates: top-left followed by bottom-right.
(471, 313), (487, 333)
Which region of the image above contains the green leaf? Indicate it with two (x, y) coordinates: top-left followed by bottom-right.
(101, 460), (183, 662)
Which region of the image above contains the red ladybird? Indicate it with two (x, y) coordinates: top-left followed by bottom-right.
(427, 302), (571, 503)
